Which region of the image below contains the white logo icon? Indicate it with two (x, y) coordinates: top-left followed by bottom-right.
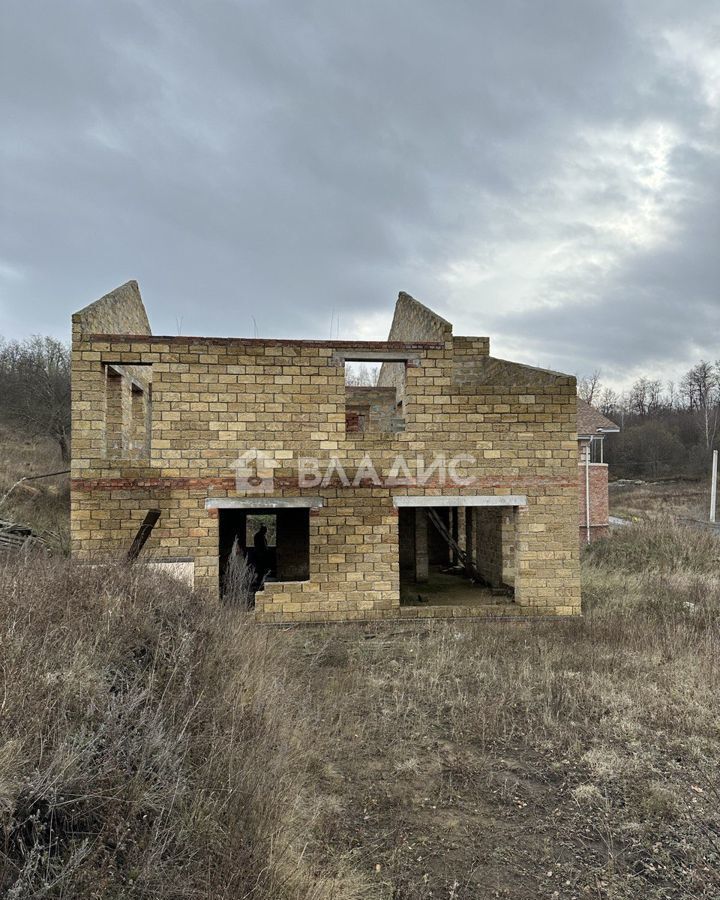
(233, 449), (278, 493)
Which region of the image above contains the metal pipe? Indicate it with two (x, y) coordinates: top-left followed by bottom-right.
(585, 443), (591, 544)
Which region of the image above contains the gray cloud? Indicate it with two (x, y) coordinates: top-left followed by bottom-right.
(1, 0), (718, 387)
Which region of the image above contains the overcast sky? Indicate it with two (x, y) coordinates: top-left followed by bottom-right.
(1, 1), (718, 389)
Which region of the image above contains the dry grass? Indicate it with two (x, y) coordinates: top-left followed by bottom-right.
(279, 527), (720, 898)
(587, 517), (720, 576)
(222, 538), (259, 608)
(0, 557), (369, 899)
(610, 479), (711, 523)
(2, 521), (720, 898)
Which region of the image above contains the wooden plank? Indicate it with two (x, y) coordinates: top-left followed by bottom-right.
(427, 508), (488, 585)
(0, 521), (46, 554)
(127, 509), (161, 562)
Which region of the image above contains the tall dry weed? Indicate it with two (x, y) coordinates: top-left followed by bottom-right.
(0, 555), (370, 899)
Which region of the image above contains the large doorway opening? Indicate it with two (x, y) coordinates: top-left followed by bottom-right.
(219, 508), (310, 600)
(397, 502), (517, 608)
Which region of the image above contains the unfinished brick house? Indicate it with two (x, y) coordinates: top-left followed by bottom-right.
(577, 399), (620, 542)
(71, 282), (582, 622)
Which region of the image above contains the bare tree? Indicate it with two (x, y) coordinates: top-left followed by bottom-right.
(0, 336), (71, 461)
(578, 370), (602, 404)
(628, 376), (664, 417)
(646, 379), (664, 414)
(628, 377), (650, 416)
(680, 361), (719, 450)
(598, 387), (620, 419)
(345, 362), (378, 386)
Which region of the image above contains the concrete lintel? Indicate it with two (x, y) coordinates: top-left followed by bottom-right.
(331, 350), (421, 365)
(393, 495), (527, 508)
(205, 497), (324, 510)
(104, 364), (150, 395)
(102, 358), (154, 368)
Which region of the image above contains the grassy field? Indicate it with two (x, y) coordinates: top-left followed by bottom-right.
(610, 478), (712, 523)
(2, 516), (720, 898)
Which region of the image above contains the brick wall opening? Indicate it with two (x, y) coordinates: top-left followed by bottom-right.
(104, 363), (152, 460)
(130, 384), (151, 459)
(428, 508), (453, 565)
(398, 505), (516, 608)
(105, 367), (125, 457)
(473, 507), (516, 590)
(219, 508), (310, 598)
(344, 361), (381, 386)
(345, 360), (405, 433)
(345, 404), (369, 434)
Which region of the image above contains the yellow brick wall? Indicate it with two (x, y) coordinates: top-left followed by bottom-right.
(71, 329), (581, 621)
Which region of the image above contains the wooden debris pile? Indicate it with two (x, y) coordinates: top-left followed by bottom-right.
(0, 519), (47, 554)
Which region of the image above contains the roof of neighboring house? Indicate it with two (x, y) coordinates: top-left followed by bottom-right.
(577, 398), (620, 437)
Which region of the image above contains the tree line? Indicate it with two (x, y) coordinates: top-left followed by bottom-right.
(579, 362), (720, 480)
(0, 336), (71, 462)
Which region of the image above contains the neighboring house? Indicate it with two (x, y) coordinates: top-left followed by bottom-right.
(577, 399), (620, 543)
(71, 282), (583, 623)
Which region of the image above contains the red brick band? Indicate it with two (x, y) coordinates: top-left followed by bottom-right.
(72, 474), (578, 492)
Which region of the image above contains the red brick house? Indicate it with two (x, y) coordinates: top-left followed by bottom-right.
(577, 399), (620, 542)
